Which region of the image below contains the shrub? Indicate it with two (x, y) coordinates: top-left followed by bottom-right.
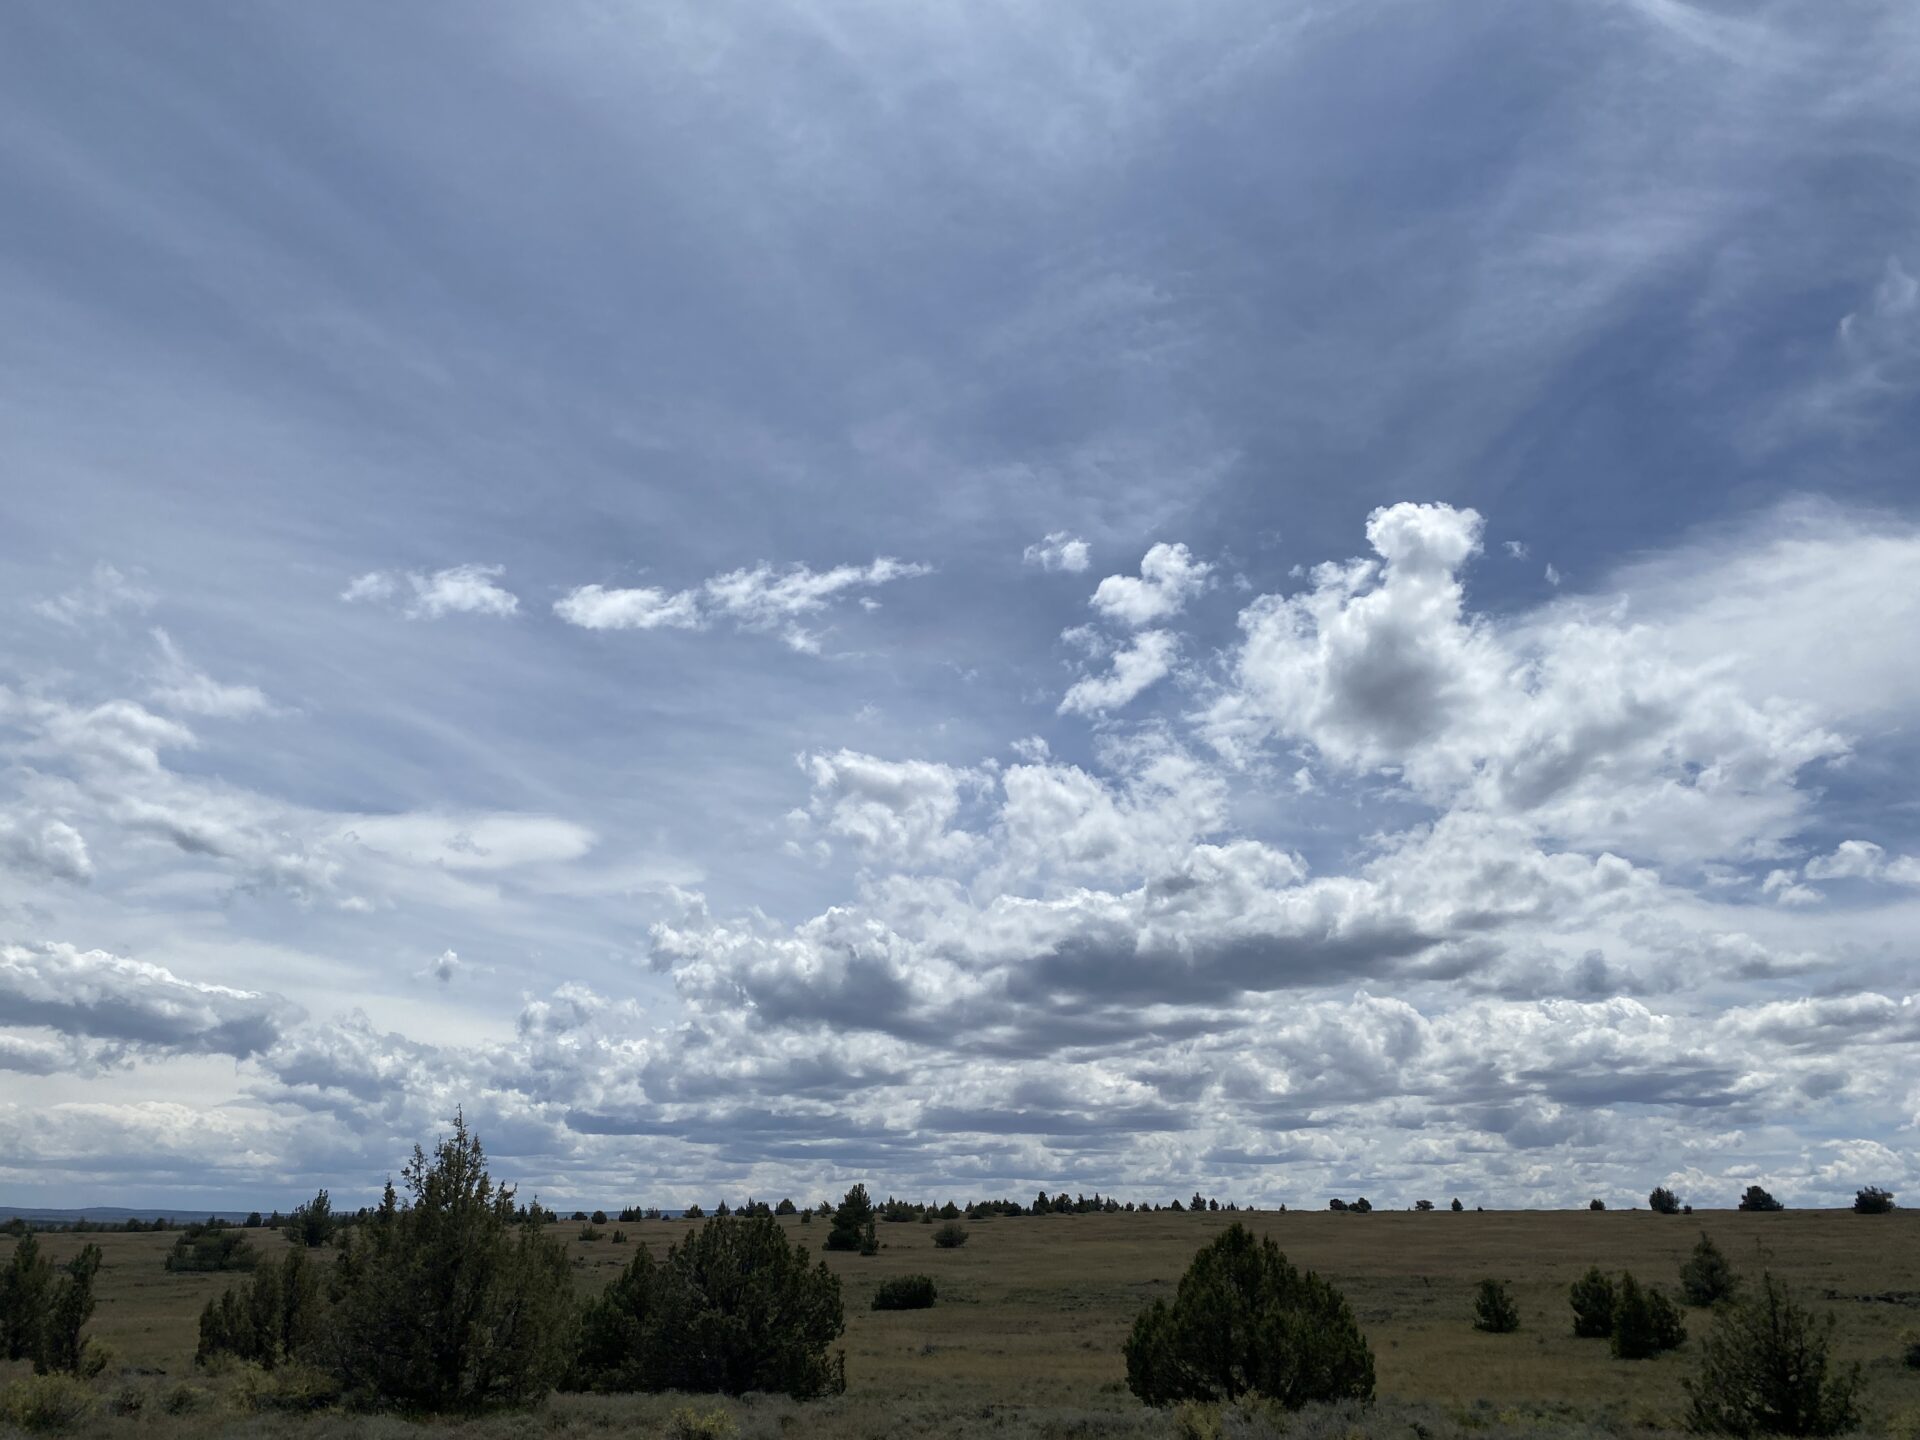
(0, 1373), (96, 1433)
(232, 1362), (343, 1413)
(932, 1222), (969, 1249)
(1902, 1332), (1920, 1370)
(165, 1226), (258, 1272)
(664, 1404), (739, 1440)
(591, 1210), (608, 1226)
(573, 1214), (846, 1399)
(1123, 1222), (1374, 1409)
(1450, 1198), (1463, 1212)
(1738, 1185), (1784, 1212)
(328, 1111), (576, 1411)
(1680, 1233), (1739, 1307)
(1590, 1198), (1607, 1211)
(1650, 1186), (1682, 1215)
(825, 1183), (878, 1255)
(1472, 1279), (1520, 1333)
(196, 1248), (326, 1370)
(1611, 1272), (1686, 1359)
(1685, 1273), (1860, 1435)
(1414, 1199), (1434, 1211)
(872, 1275), (937, 1311)
(1853, 1186), (1894, 1215)
(1570, 1267), (1616, 1338)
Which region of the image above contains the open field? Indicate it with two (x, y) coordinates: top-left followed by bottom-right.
(5, 1208), (1919, 1437)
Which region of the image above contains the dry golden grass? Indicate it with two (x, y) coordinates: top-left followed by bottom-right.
(5, 1207), (1919, 1436)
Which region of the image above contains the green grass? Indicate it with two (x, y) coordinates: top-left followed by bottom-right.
(5, 1208), (1920, 1437)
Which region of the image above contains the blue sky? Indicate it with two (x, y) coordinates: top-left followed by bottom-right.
(3, 0), (1918, 1210)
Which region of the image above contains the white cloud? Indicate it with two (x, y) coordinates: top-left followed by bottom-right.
(553, 584), (703, 631)
(32, 563), (156, 628)
(1059, 629), (1178, 716)
(0, 817), (93, 884)
(800, 750), (983, 868)
(1090, 542), (1210, 627)
(147, 629), (272, 718)
(342, 564), (520, 619)
(1024, 531), (1091, 573)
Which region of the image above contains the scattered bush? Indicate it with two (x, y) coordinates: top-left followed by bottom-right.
(1853, 1186), (1895, 1215)
(0, 1373), (96, 1433)
(1650, 1186), (1682, 1215)
(1611, 1272), (1686, 1359)
(1450, 1198), (1463, 1212)
(1680, 1233), (1739, 1307)
(165, 1226), (258, 1272)
(1685, 1272), (1860, 1436)
(1414, 1199), (1434, 1211)
(573, 1213), (846, 1399)
(0, 1231), (53, 1362)
(825, 1183), (879, 1255)
(933, 1221), (969, 1249)
(328, 1111), (576, 1411)
(1738, 1185), (1784, 1212)
(1570, 1267), (1617, 1338)
(232, 1361), (343, 1413)
(197, 1247), (326, 1370)
(1124, 1222), (1375, 1409)
(1590, 1198), (1607, 1211)
(1472, 1279), (1520, 1333)
(664, 1403), (739, 1440)
(872, 1274), (937, 1311)
(290, 1189), (335, 1248)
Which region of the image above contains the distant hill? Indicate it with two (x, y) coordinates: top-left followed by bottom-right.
(0, 1206), (259, 1224)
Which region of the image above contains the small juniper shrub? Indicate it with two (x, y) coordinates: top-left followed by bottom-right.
(872, 1274), (938, 1311)
(1472, 1279), (1520, 1333)
(932, 1221), (969, 1249)
(1679, 1232), (1739, 1307)
(1611, 1271), (1686, 1359)
(1570, 1267), (1617, 1339)
(0, 1373), (96, 1434)
(1853, 1186), (1895, 1215)
(1685, 1272), (1860, 1436)
(1649, 1186), (1682, 1215)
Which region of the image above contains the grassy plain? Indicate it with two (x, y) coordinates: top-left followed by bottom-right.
(4, 1207), (1918, 1437)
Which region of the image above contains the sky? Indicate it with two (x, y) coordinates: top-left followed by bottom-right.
(2, 0), (1918, 1212)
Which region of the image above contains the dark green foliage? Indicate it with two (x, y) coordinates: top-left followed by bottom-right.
(1902, 1335), (1920, 1371)
(196, 1249), (325, 1369)
(1611, 1272), (1687, 1359)
(825, 1183), (877, 1255)
(932, 1222), (969, 1249)
(165, 1225), (259, 1272)
(1680, 1233), (1739, 1307)
(327, 1112), (576, 1412)
(939, 1201), (961, 1220)
(684, 1204), (706, 1219)
(1570, 1267), (1617, 1338)
(1450, 1198), (1463, 1212)
(1684, 1273), (1860, 1436)
(1123, 1222), (1374, 1409)
(1472, 1279), (1520, 1333)
(1738, 1185), (1784, 1212)
(1590, 1198), (1607, 1211)
(1650, 1186), (1682, 1215)
(871, 1275), (937, 1311)
(290, 1190), (335, 1248)
(1, 1232), (53, 1362)
(572, 1214), (845, 1399)
(1853, 1186), (1894, 1214)
(1414, 1199), (1434, 1211)
(775, 1198), (797, 1216)
(34, 1244), (103, 1376)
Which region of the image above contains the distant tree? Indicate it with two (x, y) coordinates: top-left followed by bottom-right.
(1123, 1223), (1374, 1409)
(1853, 1186), (1894, 1215)
(33, 1243), (103, 1376)
(290, 1189), (335, 1248)
(572, 1214), (845, 1398)
(611, 1229), (626, 1244)
(713, 1200), (732, 1218)
(328, 1112), (575, 1411)
(244, 1212), (263, 1229)
(1611, 1272), (1686, 1359)
(1168, 1198), (1185, 1212)
(1570, 1267), (1617, 1338)
(1351, 1197), (1373, 1214)
(799, 1209), (811, 1225)
(1192, 1192), (1207, 1213)
(0, 1231), (53, 1361)
(933, 1222), (969, 1249)
(683, 1204), (705, 1220)
(825, 1184), (877, 1255)
(1414, 1199), (1435, 1212)
(1590, 1198), (1607, 1211)
(775, 1198), (797, 1216)
(1472, 1279), (1520, 1333)
(1649, 1186), (1682, 1215)
(938, 1201), (961, 1220)
(1328, 1198), (1348, 1212)
(1680, 1233), (1739, 1307)
(1738, 1185), (1785, 1212)
(165, 1225), (259, 1273)
(871, 1274), (937, 1311)
(1685, 1273), (1860, 1436)
(1033, 1190), (1052, 1215)
(1450, 1198), (1464, 1212)
(591, 1210), (608, 1226)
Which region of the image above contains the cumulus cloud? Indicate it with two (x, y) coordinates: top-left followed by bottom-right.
(799, 750), (982, 867)
(1023, 531), (1091, 573)
(0, 941), (296, 1059)
(342, 564), (520, 619)
(1059, 630), (1178, 715)
(1090, 543), (1210, 627)
(555, 556), (929, 651)
(0, 817), (93, 884)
